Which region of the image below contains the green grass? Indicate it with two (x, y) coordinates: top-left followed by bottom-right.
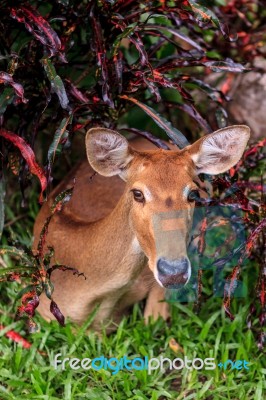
(0, 194), (265, 400)
(0, 287), (265, 400)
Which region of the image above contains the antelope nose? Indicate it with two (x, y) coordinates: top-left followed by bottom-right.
(157, 257), (190, 289)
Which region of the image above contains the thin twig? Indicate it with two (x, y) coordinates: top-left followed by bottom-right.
(3, 213), (28, 228)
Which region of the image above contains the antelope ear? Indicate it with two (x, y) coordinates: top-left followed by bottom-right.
(85, 127), (133, 179)
(187, 125), (250, 174)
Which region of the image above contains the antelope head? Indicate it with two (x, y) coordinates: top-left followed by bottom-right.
(86, 125), (250, 289)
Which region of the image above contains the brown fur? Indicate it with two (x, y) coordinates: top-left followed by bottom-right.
(33, 125), (250, 330)
(34, 138), (173, 329)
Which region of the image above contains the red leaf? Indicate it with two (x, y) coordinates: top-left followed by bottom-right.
(139, 69), (193, 102)
(113, 52), (123, 94)
(244, 218), (266, 257)
(10, 6), (65, 60)
(157, 57), (247, 73)
(142, 24), (203, 52)
(203, 59), (246, 73)
(223, 265), (241, 321)
(47, 264), (86, 280)
(24, 294), (40, 318)
(16, 291), (40, 320)
(0, 325), (32, 349)
(143, 77), (161, 102)
(231, 138), (266, 175)
(0, 129), (47, 203)
(198, 217), (208, 254)
(73, 123), (87, 132)
(66, 80), (90, 103)
(244, 138), (266, 159)
(90, 8), (114, 108)
(50, 300), (65, 326)
(130, 33), (150, 67)
(0, 72), (28, 104)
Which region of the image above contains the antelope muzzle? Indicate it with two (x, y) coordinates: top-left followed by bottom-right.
(157, 257), (191, 289)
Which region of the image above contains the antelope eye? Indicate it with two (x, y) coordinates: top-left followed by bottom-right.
(188, 189), (200, 203)
(132, 189), (145, 203)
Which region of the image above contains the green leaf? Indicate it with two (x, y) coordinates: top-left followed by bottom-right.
(41, 58), (69, 109)
(215, 106), (228, 128)
(0, 88), (14, 115)
(112, 23), (137, 56)
(198, 378), (214, 397)
(204, 59), (246, 73)
(255, 381), (262, 400)
(120, 95), (189, 148)
(11, 32), (31, 54)
(44, 279), (54, 299)
(199, 310), (221, 340)
(51, 186), (74, 215)
(0, 245), (33, 266)
(188, 0), (237, 41)
(48, 115), (72, 166)
(188, 0), (220, 25)
(0, 266), (35, 277)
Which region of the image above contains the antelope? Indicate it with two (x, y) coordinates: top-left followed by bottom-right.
(33, 125), (250, 330)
